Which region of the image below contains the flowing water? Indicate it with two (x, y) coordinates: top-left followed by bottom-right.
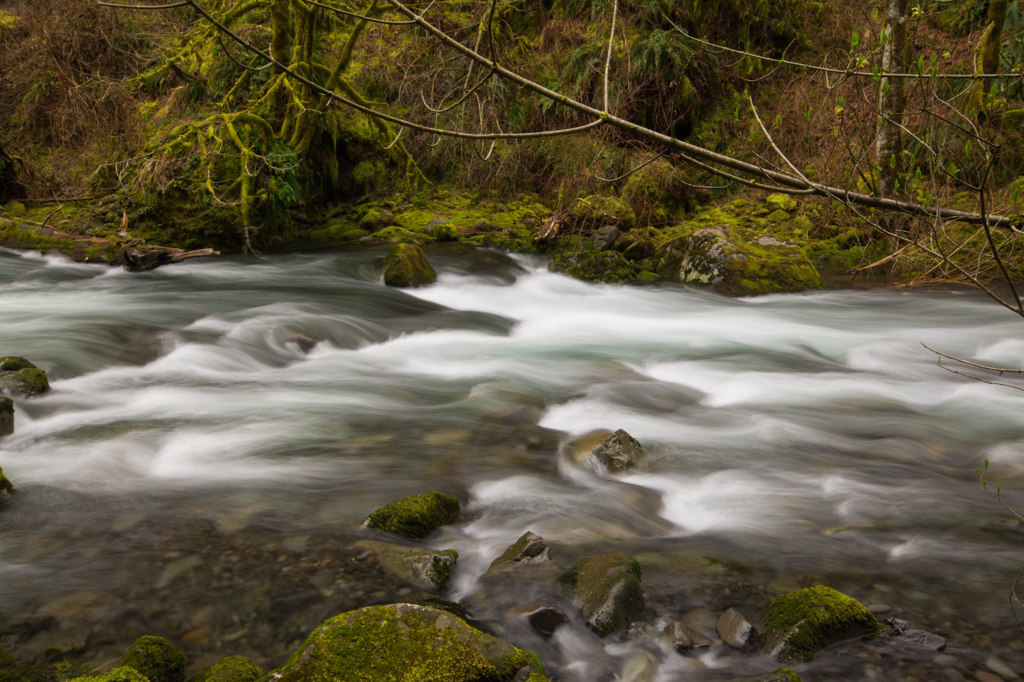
(2, 245), (1024, 680)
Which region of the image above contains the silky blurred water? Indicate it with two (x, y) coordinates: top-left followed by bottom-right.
(2, 245), (1024, 680)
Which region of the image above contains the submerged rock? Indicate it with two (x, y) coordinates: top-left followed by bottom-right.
(271, 603), (548, 681)
(467, 532), (565, 624)
(592, 429), (645, 472)
(717, 607), (754, 649)
(353, 540), (458, 592)
(190, 655), (263, 682)
(660, 619), (712, 654)
(761, 585), (882, 662)
(486, 531), (552, 576)
(0, 397), (12, 437)
(363, 491), (460, 540)
(382, 243), (437, 288)
(121, 635), (186, 682)
(563, 552), (644, 637)
(0, 357), (50, 397)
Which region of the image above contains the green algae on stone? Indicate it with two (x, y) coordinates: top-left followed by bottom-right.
(363, 491), (460, 539)
(271, 603), (547, 682)
(69, 666), (149, 682)
(762, 585), (882, 662)
(121, 635), (186, 682)
(0, 466), (13, 497)
(353, 540), (459, 591)
(562, 552), (644, 637)
(548, 251), (639, 283)
(0, 357), (35, 371)
(382, 243), (437, 288)
(189, 656), (263, 682)
(0, 358), (50, 397)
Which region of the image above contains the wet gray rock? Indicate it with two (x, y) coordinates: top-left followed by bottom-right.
(717, 607), (754, 649)
(519, 602), (568, 638)
(564, 552), (644, 637)
(486, 531), (551, 575)
(661, 618), (713, 654)
(593, 429), (645, 472)
(467, 532), (564, 620)
(593, 226), (622, 251)
(353, 540), (458, 592)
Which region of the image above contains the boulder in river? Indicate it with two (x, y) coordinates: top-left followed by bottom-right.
(0, 356), (50, 397)
(353, 540), (458, 592)
(593, 429), (645, 472)
(563, 552), (644, 636)
(363, 491), (460, 540)
(120, 635), (186, 682)
(761, 585), (882, 662)
(271, 603), (548, 681)
(0, 397), (12, 437)
(716, 607), (754, 649)
(190, 655), (263, 682)
(382, 243), (437, 288)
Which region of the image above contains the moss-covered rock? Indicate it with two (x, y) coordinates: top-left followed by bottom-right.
(0, 358), (50, 397)
(70, 666), (149, 682)
(382, 243), (437, 288)
(353, 540), (458, 592)
(762, 585), (882, 662)
(121, 636), (186, 682)
(563, 552), (643, 637)
(189, 656), (262, 682)
(0, 466), (13, 497)
(359, 208), (396, 231)
(271, 603), (547, 681)
(567, 195), (636, 231)
(0, 397), (12, 437)
(548, 251), (639, 283)
(363, 491), (460, 539)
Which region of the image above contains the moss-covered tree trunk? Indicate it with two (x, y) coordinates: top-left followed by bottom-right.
(876, 0), (907, 200)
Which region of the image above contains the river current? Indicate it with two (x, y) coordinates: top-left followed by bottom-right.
(2, 245), (1024, 680)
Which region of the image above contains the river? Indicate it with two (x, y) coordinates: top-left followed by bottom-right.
(1, 245), (1023, 680)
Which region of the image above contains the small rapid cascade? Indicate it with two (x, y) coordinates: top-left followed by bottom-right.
(2, 245), (1024, 680)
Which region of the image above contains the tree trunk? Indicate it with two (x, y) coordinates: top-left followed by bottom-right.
(876, 0), (908, 200)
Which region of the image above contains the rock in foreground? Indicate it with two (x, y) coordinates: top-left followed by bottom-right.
(762, 585), (882, 662)
(0, 356), (50, 397)
(363, 491), (460, 539)
(272, 603), (547, 682)
(563, 552), (644, 636)
(382, 243), (437, 287)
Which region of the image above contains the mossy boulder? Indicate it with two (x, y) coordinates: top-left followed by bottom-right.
(121, 635), (186, 682)
(382, 243), (438, 288)
(762, 585), (882, 662)
(563, 552), (644, 636)
(353, 540), (459, 592)
(189, 656), (263, 682)
(0, 466), (13, 497)
(359, 207), (396, 231)
(363, 491), (460, 539)
(0, 357), (50, 397)
(0, 397), (12, 437)
(655, 222), (823, 296)
(70, 666), (149, 682)
(547, 251), (639, 283)
(271, 603), (547, 681)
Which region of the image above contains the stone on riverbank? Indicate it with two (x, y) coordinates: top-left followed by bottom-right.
(382, 243), (437, 288)
(0, 397), (12, 437)
(353, 540), (458, 592)
(563, 552), (644, 636)
(0, 357), (50, 397)
(363, 491), (460, 539)
(762, 585), (882, 662)
(121, 635), (186, 682)
(271, 603), (548, 682)
(190, 655), (263, 682)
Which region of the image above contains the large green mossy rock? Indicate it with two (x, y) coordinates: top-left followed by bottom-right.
(70, 666), (149, 682)
(271, 603), (547, 682)
(563, 552), (644, 637)
(363, 491), (460, 539)
(655, 223), (822, 296)
(382, 243), (437, 288)
(0, 357), (50, 397)
(189, 655), (263, 682)
(353, 540), (458, 592)
(762, 585), (882, 662)
(121, 635), (186, 682)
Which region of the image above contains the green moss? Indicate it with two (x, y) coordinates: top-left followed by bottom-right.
(189, 656), (262, 682)
(0, 357), (36, 371)
(375, 225), (432, 245)
(763, 585), (882, 662)
(567, 195), (636, 231)
(563, 553), (644, 636)
(0, 366), (51, 397)
(548, 251), (639, 283)
(363, 491), (460, 539)
(272, 604), (544, 682)
(382, 243), (438, 288)
(121, 636), (186, 682)
(0, 466), (13, 496)
(4, 202), (25, 217)
(70, 666), (149, 682)
(354, 540), (459, 591)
